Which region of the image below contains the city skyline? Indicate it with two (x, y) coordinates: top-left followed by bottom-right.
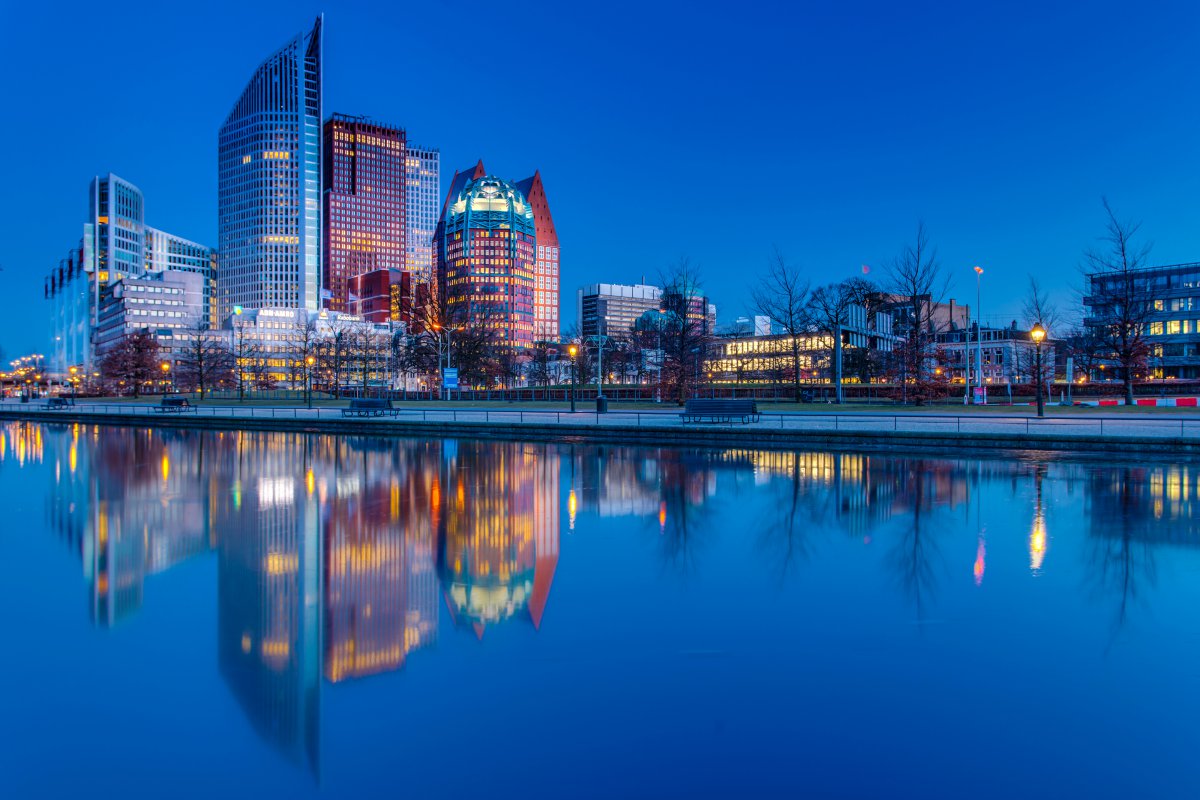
(5, 2), (1200, 357)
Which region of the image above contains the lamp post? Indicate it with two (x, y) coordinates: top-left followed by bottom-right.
(305, 355), (315, 409)
(974, 266), (984, 402)
(161, 361), (172, 395)
(69, 366), (78, 403)
(1031, 322), (1046, 418)
(568, 343), (578, 413)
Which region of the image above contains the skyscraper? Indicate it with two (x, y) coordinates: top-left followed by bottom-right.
(46, 174), (214, 371)
(435, 173), (537, 350)
(405, 145), (440, 288)
(514, 171), (560, 342)
(577, 283), (663, 339)
(217, 16), (323, 322)
(322, 113), (406, 312)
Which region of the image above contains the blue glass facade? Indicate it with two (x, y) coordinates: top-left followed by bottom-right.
(217, 17), (323, 323)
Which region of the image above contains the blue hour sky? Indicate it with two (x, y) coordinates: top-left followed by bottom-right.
(2, 0), (1199, 357)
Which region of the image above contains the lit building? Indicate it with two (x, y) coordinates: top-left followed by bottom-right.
(1084, 261), (1200, 379)
(94, 271), (206, 366)
(936, 323), (1056, 384)
(662, 280), (717, 337)
(217, 16), (323, 321)
(323, 113), (406, 312)
(703, 304), (895, 383)
(577, 283), (663, 339)
(405, 145), (440, 288)
(514, 172), (560, 342)
(46, 174), (213, 372)
(435, 172), (537, 350)
(348, 268), (411, 324)
(145, 227), (217, 328)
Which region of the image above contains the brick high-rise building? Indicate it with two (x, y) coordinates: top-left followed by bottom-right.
(515, 171), (559, 342)
(322, 113), (407, 312)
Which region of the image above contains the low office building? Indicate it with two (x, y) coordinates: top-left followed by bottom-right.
(348, 268), (411, 324)
(1084, 261), (1200, 379)
(95, 271), (205, 366)
(704, 304), (894, 383)
(577, 283), (663, 339)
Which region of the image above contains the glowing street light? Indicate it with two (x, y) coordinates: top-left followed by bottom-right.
(1031, 322), (1047, 418)
(568, 344), (579, 413)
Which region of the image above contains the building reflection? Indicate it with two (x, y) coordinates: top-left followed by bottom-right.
(24, 420), (1200, 783)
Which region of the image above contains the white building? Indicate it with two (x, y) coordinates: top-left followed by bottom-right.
(404, 145), (440, 287)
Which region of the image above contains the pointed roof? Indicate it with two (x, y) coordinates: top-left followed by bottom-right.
(438, 160), (487, 223)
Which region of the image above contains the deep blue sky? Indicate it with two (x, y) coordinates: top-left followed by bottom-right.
(2, 0), (1199, 357)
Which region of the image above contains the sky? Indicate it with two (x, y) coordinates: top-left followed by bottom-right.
(2, 0), (1200, 358)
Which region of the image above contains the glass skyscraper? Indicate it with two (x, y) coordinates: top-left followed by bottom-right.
(217, 16), (323, 323)
(404, 145), (440, 287)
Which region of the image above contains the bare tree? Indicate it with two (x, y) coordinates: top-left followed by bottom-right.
(289, 317), (321, 397)
(1082, 198), (1153, 404)
(659, 257), (713, 405)
(752, 248), (810, 399)
(887, 222), (949, 404)
(100, 331), (161, 397)
(225, 319), (269, 401)
(176, 323), (230, 397)
(806, 281), (863, 404)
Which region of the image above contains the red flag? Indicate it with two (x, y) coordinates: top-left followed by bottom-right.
(861, 264), (870, 274)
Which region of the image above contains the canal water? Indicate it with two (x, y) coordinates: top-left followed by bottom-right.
(1, 421), (1198, 798)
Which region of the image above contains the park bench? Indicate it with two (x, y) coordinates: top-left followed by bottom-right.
(680, 398), (761, 424)
(153, 397), (195, 413)
(42, 397), (72, 411)
(341, 398), (398, 418)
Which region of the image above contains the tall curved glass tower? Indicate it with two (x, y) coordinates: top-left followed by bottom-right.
(218, 16), (323, 322)
(435, 175), (537, 350)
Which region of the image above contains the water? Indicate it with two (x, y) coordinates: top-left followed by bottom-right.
(2, 421), (1198, 798)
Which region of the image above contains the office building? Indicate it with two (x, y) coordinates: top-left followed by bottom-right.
(145, 227), (217, 328)
(95, 271), (206, 365)
(577, 283), (662, 339)
(1084, 261), (1200, 379)
(434, 173), (536, 349)
(348, 268), (411, 324)
(217, 17), (323, 321)
(405, 145), (440, 288)
(46, 174), (214, 372)
(515, 171), (560, 342)
(323, 114), (406, 312)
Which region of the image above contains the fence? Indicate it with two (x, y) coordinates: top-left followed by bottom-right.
(5, 402), (1199, 439)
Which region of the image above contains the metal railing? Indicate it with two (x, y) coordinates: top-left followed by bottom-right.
(3, 400), (1200, 439)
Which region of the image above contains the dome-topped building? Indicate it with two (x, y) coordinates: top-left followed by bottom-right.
(435, 165), (544, 356)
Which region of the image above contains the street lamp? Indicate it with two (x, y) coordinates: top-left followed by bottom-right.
(161, 361), (172, 395)
(306, 355), (315, 409)
(568, 344), (578, 413)
(69, 366), (78, 403)
(1031, 322), (1046, 418)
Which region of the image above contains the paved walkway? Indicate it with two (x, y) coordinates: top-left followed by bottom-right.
(4, 399), (1200, 441)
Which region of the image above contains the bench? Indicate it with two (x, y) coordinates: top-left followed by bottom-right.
(153, 397), (196, 413)
(680, 398), (760, 424)
(341, 398), (398, 418)
(42, 398), (72, 410)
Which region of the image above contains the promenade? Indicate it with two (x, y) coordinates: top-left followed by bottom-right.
(4, 398), (1200, 453)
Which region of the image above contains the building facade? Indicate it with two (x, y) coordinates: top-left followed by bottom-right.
(404, 145), (440, 288)
(435, 174), (537, 350)
(1084, 261), (1200, 379)
(577, 283), (663, 339)
(218, 16), (323, 321)
(95, 271), (205, 366)
(515, 171), (559, 342)
(145, 227), (217, 328)
(936, 324), (1055, 385)
(348, 268), (411, 324)
(322, 114), (406, 312)
(46, 175), (214, 372)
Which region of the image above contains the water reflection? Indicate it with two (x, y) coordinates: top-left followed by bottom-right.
(7, 420), (1200, 788)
